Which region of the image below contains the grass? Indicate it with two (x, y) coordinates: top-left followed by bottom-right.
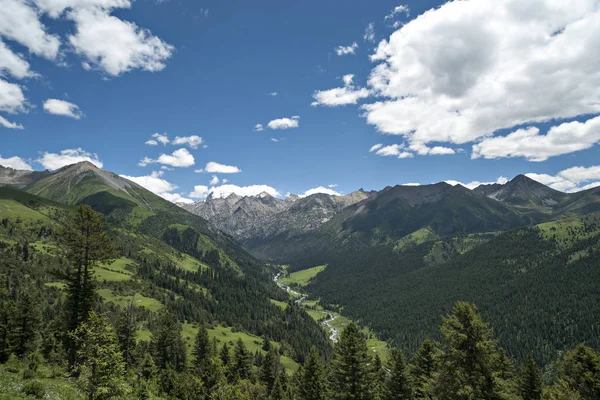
(0, 199), (50, 222)
(394, 227), (438, 250)
(278, 265), (326, 287)
(0, 360), (84, 399)
(98, 289), (163, 312)
(270, 299), (288, 310)
(94, 257), (135, 282)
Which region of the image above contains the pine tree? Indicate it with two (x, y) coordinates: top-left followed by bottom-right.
(232, 338), (252, 381)
(330, 322), (373, 400)
(221, 342), (231, 367)
(559, 345), (600, 400)
(519, 353), (542, 400)
(150, 309), (187, 372)
(192, 323), (212, 372)
(433, 301), (516, 400)
(372, 354), (386, 400)
(0, 301), (13, 364)
(271, 374), (288, 400)
(263, 337), (272, 351)
(9, 287), (41, 357)
(58, 205), (113, 370)
(385, 348), (412, 400)
(299, 346), (327, 400)
(115, 302), (137, 370)
(260, 346), (281, 393)
(73, 311), (129, 400)
(410, 339), (438, 399)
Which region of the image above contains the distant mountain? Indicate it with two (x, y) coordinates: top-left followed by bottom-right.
(183, 190), (370, 241)
(0, 165), (50, 188)
(474, 174), (567, 211)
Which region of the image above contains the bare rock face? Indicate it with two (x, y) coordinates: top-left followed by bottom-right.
(182, 190), (370, 240)
(473, 174), (567, 209)
(0, 166), (50, 188)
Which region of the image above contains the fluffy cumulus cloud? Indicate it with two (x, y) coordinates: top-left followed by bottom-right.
(191, 184), (280, 199)
(312, 74), (370, 107)
(364, 23), (375, 42)
(0, 155), (32, 170)
(204, 162), (241, 174)
(472, 116), (600, 162)
(151, 132), (169, 145)
(0, 115), (22, 129)
(526, 165), (600, 192)
(209, 175), (219, 186)
(0, 79), (26, 114)
(36, 148), (103, 170)
(120, 170), (193, 204)
(43, 99), (83, 119)
(335, 42), (358, 56)
(139, 148), (195, 168)
(267, 116), (300, 130)
(172, 135), (203, 149)
(360, 0), (600, 159)
(385, 5), (410, 27)
(301, 186), (341, 197)
(253, 124), (264, 132)
(0, 40), (37, 79)
(368, 142), (453, 158)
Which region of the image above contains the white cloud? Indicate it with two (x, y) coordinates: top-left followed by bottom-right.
(254, 123), (264, 132)
(0, 155), (32, 170)
(0, 78), (26, 113)
(155, 148), (194, 167)
(0, 39), (36, 79)
(199, 184), (280, 199)
(369, 144), (383, 152)
(194, 168), (203, 173)
(209, 175), (219, 186)
(270, 92), (277, 96)
(524, 165), (600, 192)
(0, 115), (22, 129)
(312, 73), (370, 107)
(222, 178), (228, 184)
(402, 183), (420, 186)
(446, 176), (508, 190)
(120, 170), (193, 203)
(362, 0), (600, 156)
(43, 99), (83, 119)
(328, 184), (338, 188)
(335, 42), (358, 56)
(145, 139), (158, 146)
(67, 7), (174, 76)
(189, 185), (209, 199)
(267, 116), (299, 130)
(0, 0), (61, 59)
(140, 148), (194, 168)
(36, 148), (103, 170)
(152, 132), (169, 145)
(385, 5), (410, 21)
(372, 144), (414, 159)
(204, 161), (241, 174)
(301, 186), (341, 197)
(172, 135), (203, 149)
(364, 23), (375, 42)
(472, 116), (600, 162)
(409, 142), (455, 156)
(270, 138), (279, 142)
(33, 0), (132, 18)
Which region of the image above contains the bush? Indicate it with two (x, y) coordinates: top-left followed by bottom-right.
(22, 380), (46, 398)
(22, 367), (36, 379)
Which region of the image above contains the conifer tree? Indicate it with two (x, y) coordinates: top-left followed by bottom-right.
(271, 374), (288, 400)
(221, 342), (231, 367)
(385, 348), (412, 400)
(0, 301), (13, 363)
(232, 338), (252, 381)
(73, 311), (129, 400)
(433, 301), (516, 400)
(9, 287), (41, 358)
(299, 346), (327, 400)
(150, 309), (187, 372)
(559, 345), (600, 400)
(115, 302), (137, 370)
(58, 205), (113, 370)
(192, 323), (212, 372)
(330, 322), (373, 400)
(260, 345), (282, 393)
(410, 339), (438, 400)
(520, 353), (542, 400)
(372, 354), (386, 400)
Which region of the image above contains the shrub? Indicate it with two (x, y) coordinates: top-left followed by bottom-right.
(22, 380), (46, 398)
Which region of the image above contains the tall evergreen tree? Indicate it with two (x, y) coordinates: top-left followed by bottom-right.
(559, 345), (600, 400)
(115, 302), (137, 370)
(192, 323), (212, 372)
(299, 346), (327, 400)
(73, 311), (129, 400)
(58, 205), (113, 370)
(9, 287), (41, 358)
(330, 322), (373, 400)
(260, 346), (282, 393)
(410, 339), (438, 400)
(271, 374), (288, 400)
(385, 348), (412, 400)
(221, 342), (231, 367)
(433, 302), (516, 400)
(0, 301), (13, 363)
(519, 353), (542, 400)
(150, 309), (187, 372)
(232, 338), (252, 381)
(372, 354), (386, 400)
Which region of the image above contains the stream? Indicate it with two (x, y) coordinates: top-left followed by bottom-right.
(274, 271), (339, 342)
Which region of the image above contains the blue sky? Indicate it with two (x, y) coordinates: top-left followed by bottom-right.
(2, 0), (600, 202)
